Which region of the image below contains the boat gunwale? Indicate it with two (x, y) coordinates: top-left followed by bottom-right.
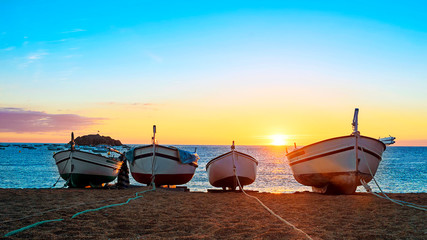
(288, 146), (382, 166)
(56, 156), (122, 170)
(53, 149), (120, 163)
(206, 150), (258, 170)
(286, 135), (386, 158)
(133, 144), (199, 167)
(133, 144), (177, 152)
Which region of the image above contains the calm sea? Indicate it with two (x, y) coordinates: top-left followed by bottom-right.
(0, 144), (425, 193)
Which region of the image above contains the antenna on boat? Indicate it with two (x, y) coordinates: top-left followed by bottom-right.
(352, 108), (359, 135)
(152, 125), (157, 145)
(231, 141), (235, 151)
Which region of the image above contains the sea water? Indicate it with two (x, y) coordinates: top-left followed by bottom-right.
(0, 144), (425, 193)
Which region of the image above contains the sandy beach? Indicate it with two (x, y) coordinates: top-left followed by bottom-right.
(0, 187), (425, 239)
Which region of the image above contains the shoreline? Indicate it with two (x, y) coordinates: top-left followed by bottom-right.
(1, 189), (427, 195)
(1, 185), (426, 194)
(1, 188), (426, 239)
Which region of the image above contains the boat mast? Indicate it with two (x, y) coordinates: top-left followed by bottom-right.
(352, 108), (359, 135)
(152, 125), (157, 145)
(231, 140), (237, 190)
(71, 132), (75, 151)
(151, 125), (157, 185)
(352, 108), (360, 174)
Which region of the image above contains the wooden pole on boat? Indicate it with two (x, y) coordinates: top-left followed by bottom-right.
(231, 141), (237, 191)
(353, 109), (360, 177)
(151, 125), (157, 186)
(71, 132), (75, 151)
(69, 132), (75, 187)
(108, 147), (123, 155)
(352, 108), (359, 135)
(152, 125), (157, 145)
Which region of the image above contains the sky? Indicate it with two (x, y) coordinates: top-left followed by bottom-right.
(0, 1), (426, 146)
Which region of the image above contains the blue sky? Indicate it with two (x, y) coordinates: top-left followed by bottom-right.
(1, 1), (426, 145)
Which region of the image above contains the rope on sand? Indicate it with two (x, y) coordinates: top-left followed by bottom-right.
(4, 219), (64, 237)
(3, 170), (157, 237)
(360, 148), (427, 211)
(71, 145), (159, 219)
(0, 195), (131, 224)
(70, 143), (158, 219)
(232, 153), (313, 240)
(71, 186), (156, 219)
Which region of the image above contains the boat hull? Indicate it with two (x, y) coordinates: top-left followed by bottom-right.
(53, 150), (122, 188)
(129, 145), (197, 186)
(206, 151), (258, 189)
(287, 135), (386, 194)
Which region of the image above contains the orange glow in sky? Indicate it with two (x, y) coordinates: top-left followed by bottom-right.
(0, 2), (426, 146)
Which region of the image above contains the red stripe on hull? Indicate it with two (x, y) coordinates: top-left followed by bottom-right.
(131, 172), (194, 186)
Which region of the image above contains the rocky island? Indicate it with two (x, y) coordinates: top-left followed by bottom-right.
(74, 134), (122, 146)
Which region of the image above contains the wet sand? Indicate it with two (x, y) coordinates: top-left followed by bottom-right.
(0, 187), (426, 239)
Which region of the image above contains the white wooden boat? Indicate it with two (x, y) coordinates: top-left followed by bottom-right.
(53, 133), (123, 188)
(206, 142), (258, 190)
(127, 126), (199, 186)
(286, 109), (389, 194)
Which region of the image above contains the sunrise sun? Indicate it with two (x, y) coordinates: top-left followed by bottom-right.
(270, 134), (288, 146)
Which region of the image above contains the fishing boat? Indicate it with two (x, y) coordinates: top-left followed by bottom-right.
(286, 108), (392, 194)
(53, 133), (123, 188)
(126, 125), (199, 186)
(206, 141), (258, 190)
(379, 136), (396, 145)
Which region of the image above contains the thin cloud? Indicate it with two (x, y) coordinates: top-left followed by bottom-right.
(99, 102), (160, 110)
(47, 39), (68, 43)
(1, 46), (15, 51)
(27, 51), (48, 61)
(0, 108), (105, 133)
(63, 54), (82, 59)
(101, 102), (156, 107)
(62, 29), (87, 34)
(146, 52), (163, 63)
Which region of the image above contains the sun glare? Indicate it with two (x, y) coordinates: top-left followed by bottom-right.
(270, 134), (288, 146)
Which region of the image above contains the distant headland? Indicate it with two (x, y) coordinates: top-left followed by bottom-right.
(74, 134), (122, 146)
